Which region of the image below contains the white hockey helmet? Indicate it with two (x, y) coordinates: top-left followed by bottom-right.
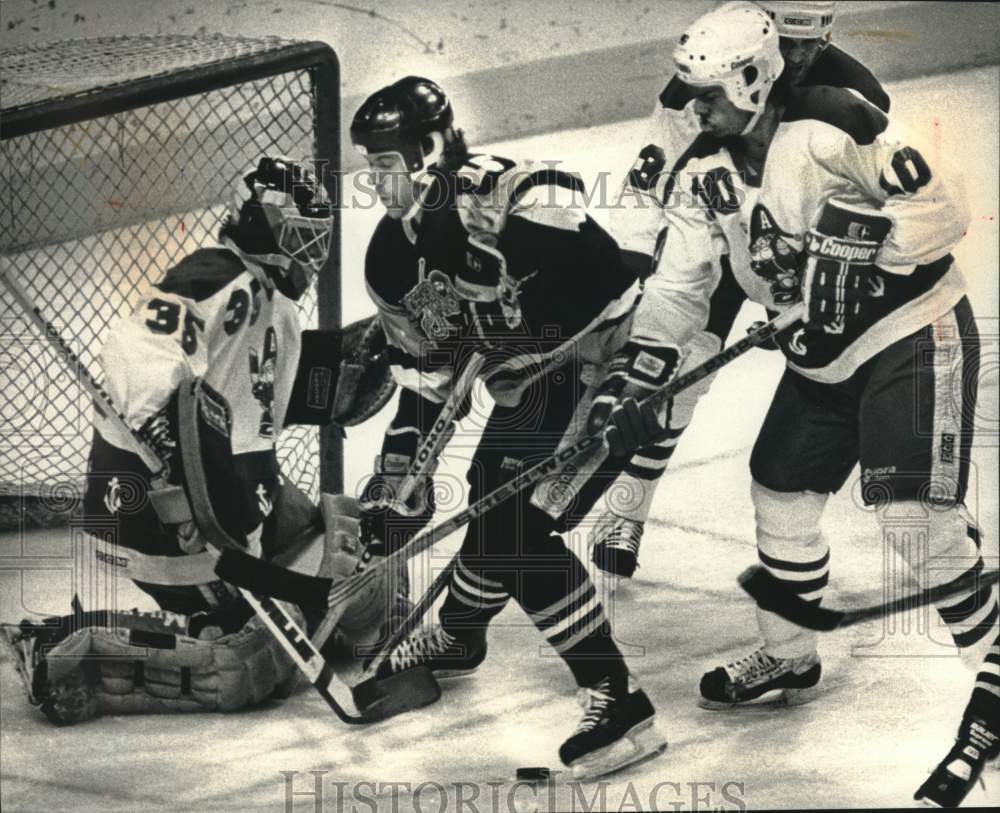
(674, 2), (784, 134)
(756, 1), (836, 40)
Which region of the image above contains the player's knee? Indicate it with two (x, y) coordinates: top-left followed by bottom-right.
(885, 503), (980, 582)
(752, 480), (827, 554)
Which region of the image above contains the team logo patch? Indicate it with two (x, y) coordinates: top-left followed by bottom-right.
(749, 203), (802, 306)
(402, 265), (462, 342)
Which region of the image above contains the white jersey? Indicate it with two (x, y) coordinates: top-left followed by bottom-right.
(610, 46), (891, 274)
(633, 86), (969, 383)
(97, 241), (303, 497)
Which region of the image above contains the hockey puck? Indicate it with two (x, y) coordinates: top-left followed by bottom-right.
(515, 767), (550, 782)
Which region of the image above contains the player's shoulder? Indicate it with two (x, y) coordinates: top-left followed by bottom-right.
(461, 153), (584, 204)
(365, 214), (416, 306)
(805, 44), (890, 113)
(155, 247), (247, 302)
(782, 85), (889, 146)
(459, 152), (586, 233)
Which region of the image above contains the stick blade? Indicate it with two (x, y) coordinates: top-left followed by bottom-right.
(737, 566), (842, 632)
(351, 666), (441, 723)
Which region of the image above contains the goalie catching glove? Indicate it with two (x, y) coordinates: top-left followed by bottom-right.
(802, 197), (892, 331)
(285, 314), (396, 427)
(586, 340), (680, 458)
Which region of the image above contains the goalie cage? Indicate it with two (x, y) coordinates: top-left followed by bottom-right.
(0, 35), (342, 530)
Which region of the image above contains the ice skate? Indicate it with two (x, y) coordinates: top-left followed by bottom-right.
(559, 674), (667, 779)
(376, 623), (486, 680)
(915, 714), (999, 808)
(699, 645), (821, 709)
(590, 516), (644, 595)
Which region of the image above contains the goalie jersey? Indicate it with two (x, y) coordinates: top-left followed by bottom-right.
(88, 244), (304, 551)
(365, 154), (640, 443)
(633, 86), (970, 383)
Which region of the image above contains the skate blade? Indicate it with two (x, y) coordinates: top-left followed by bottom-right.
(567, 719), (668, 780)
(435, 665), (482, 680)
(698, 683), (820, 711)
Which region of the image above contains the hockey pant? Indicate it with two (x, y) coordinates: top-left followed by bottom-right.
(749, 299), (997, 722)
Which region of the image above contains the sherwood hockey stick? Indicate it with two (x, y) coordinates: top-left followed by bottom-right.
(739, 564), (1000, 632)
(218, 304), (806, 616)
(0, 265), (376, 724)
(310, 352), (486, 651)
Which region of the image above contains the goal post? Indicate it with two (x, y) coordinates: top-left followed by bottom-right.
(0, 34), (342, 529)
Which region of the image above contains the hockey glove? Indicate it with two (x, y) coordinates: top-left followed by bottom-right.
(359, 452), (438, 555)
(802, 198), (892, 332)
(587, 340), (679, 458)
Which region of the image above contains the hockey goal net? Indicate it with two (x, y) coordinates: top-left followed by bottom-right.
(0, 34), (342, 529)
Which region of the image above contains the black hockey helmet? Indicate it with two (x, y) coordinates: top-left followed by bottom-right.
(222, 156), (334, 277)
(350, 76), (455, 172)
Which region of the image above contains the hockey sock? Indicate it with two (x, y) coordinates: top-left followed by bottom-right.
(966, 633), (999, 725)
(438, 554), (510, 639)
(515, 532), (628, 688)
(752, 481), (829, 659)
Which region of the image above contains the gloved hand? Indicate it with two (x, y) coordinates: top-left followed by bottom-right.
(801, 197), (892, 332)
(586, 340), (680, 458)
(359, 453), (437, 555)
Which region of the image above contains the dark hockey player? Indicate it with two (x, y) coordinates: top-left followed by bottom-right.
(1, 157), (404, 725)
(593, 3), (997, 806)
(348, 76), (666, 777)
(592, 0), (891, 591)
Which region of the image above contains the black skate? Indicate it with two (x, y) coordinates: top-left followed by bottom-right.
(559, 674), (667, 779)
(590, 516), (643, 593)
(915, 714), (999, 807)
(699, 646), (821, 709)
(377, 624), (486, 680)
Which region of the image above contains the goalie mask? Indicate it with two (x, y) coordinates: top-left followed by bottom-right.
(674, 2), (784, 135)
(223, 156), (334, 296)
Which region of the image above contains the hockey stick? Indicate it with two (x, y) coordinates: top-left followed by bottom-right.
(217, 304), (806, 615)
(738, 564), (1000, 632)
(326, 303), (810, 674)
(310, 352), (485, 651)
(0, 264), (368, 725)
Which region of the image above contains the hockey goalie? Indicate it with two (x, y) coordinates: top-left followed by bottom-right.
(1, 156), (421, 725)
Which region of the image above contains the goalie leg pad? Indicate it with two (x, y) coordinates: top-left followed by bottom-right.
(3, 609), (300, 724)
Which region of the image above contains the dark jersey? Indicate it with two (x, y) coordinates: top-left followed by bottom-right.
(365, 154), (640, 455)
